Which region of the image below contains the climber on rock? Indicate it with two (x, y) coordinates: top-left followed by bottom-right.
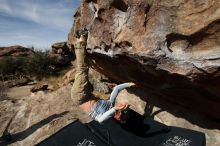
(71, 28), (135, 123)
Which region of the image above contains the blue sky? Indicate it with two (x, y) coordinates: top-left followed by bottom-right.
(0, 0), (80, 49)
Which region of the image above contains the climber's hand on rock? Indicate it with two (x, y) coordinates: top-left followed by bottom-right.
(75, 28), (88, 43)
(76, 35), (87, 43)
(128, 82), (136, 87)
(114, 103), (129, 111)
(80, 34), (87, 43)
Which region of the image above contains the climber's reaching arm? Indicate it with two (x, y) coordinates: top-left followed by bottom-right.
(109, 83), (135, 104)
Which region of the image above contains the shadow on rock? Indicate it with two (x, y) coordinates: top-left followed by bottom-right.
(127, 87), (220, 130)
(0, 111), (69, 145)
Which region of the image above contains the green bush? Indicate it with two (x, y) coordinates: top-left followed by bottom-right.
(0, 50), (57, 81)
(23, 51), (57, 80)
(0, 57), (18, 75)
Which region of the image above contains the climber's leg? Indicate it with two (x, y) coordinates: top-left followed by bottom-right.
(71, 42), (92, 104)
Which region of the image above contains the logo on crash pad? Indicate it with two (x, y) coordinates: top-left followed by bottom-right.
(163, 136), (192, 146)
(77, 138), (96, 146)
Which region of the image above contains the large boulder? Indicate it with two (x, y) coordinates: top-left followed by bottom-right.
(68, 0), (220, 120)
(48, 53), (71, 66)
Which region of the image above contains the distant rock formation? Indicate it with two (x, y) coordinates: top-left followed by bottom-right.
(0, 45), (34, 57)
(51, 42), (70, 55)
(0, 43), (73, 67)
(49, 42), (73, 66)
(68, 0), (220, 120)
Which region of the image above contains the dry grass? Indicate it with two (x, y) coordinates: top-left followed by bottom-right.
(40, 76), (65, 91)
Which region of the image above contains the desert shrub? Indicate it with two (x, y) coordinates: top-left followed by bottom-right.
(0, 50), (57, 81)
(0, 57), (17, 76)
(0, 57), (29, 74)
(23, 50), (57, 80)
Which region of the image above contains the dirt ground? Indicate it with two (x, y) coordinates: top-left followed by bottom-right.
(6, 85), (34, 100)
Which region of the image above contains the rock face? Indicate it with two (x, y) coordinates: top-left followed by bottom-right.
(0, 45), (34, 57)
(68, 0), (220, 120)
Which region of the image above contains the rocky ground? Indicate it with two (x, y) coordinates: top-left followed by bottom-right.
(6, 85), (33, 100)
(0, 84), (90, 146)
(0, 66), (219, 146)
(0, 80), (219, 146)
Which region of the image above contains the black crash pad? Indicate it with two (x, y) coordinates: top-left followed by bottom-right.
(36, 110), (206, 146)
(36, 120), (109, 146)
